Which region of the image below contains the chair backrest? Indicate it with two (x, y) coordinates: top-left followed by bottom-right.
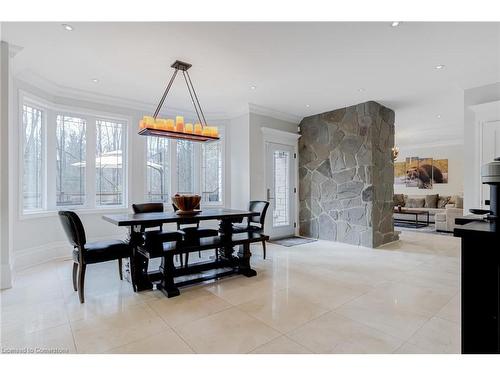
(58, 211), (86, 248)
(248, 200), (270, 227)
(172, 203), (200, 229)
(132, 203), (164, 231)
(132, 202), (164, 213)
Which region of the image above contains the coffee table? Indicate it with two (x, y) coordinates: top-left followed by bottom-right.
(393, 208), (430, 228)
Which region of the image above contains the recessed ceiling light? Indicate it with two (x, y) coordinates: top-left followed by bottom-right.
(436, 114), (442, 119)
(305, 104), (310, 108)
(91, 78), (99, 83)
(62, 24), (74, 31)
(391, 22), (401, 27)
(435, 65), (445, 70)
(358, 88), (366, 92)
(250, 85), (256, 90)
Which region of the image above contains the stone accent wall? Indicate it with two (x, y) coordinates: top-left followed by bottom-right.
(298, 101), (397, 248)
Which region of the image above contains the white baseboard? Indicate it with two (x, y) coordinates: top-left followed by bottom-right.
(0, 263), (13, 289)
(13, 234), (124, 271)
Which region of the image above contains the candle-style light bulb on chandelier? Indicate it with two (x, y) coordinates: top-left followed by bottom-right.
(138, 60), (219, 142)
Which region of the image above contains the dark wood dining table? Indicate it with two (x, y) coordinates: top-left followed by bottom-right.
(102, 208), (262, 296)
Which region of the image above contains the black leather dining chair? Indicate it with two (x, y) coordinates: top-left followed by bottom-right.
(232, 201), (270, 259)
(58, 211), (132, 303)
(171, 203), (219, 265)
(131, 203), (184, 265)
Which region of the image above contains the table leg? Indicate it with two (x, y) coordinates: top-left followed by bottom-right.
(157, 251), (180, 298)
(128, 226), (153, 292)
(218, 218), (237, 260)
(237, 243), (257, 277)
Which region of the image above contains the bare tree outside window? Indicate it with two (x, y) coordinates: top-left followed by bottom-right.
(56, 115), (86, 206)
(146, 137), (169, 202)
(22, 104), (44, 211)
(96, 120), (125, 206)
(202, 140), (222, 203)
(176, 140), (195, 194)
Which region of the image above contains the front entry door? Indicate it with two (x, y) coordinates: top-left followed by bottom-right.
(265, 142), (296, 239)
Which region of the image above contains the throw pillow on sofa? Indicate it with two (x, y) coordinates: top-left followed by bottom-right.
(454, 196), (464, 209)
(437, 196), (451, 208)
(425, 194), (439, 208)
(406, 197), (425, 208)
(393, 194), (405, 207)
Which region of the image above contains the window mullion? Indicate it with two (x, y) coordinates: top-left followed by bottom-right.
(45, 109), (57, 210)
(86, 116), (97, 209)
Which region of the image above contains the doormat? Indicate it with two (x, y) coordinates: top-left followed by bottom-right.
(270, 236), (317, 247)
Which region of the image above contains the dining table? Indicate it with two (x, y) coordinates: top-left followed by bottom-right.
(102, 208), (264, 297)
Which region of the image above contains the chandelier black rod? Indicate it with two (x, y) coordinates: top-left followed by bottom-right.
(153, 68), (178, 119)
(185, 70), (208, 129)
(182, 70), (205, 127)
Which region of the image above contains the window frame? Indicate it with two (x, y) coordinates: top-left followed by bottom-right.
(94, 118), (128, 208)
(18, 91), (130, 218)
(201, 127), (225, 207)
(54, 113), (88, 209)
(145, 135), (171, 204)
(19, 97), (48, 214)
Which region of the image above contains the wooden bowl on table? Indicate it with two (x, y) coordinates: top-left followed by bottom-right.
(172, 194), (201, 215)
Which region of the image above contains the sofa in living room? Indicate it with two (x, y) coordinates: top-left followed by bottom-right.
(393, 193), (464, 232)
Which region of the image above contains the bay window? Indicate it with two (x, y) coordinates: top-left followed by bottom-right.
(20, 93), (225, 216)
(20, 93), (128, 214)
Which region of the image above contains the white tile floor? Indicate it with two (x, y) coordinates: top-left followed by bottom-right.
(0, 231), (460, 354)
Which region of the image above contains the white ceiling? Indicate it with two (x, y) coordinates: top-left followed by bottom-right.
(3, 22), (500, 145)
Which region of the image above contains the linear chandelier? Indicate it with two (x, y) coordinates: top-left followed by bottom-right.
(138, 60), (219, 142)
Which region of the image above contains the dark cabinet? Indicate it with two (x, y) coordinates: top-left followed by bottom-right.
(455, 219), (500, 354)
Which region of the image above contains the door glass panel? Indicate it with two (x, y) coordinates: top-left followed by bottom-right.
(273, 150), (290, 227)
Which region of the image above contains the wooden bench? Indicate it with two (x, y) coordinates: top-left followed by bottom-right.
(138, 232), (269, 297)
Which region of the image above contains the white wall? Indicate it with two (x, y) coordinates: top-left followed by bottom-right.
(228, 113), (250, 210)
(249, 112), (298, 201)
(227, 109), (298, 210)
(394, 143), (464, 197)
(464, 83), (500, 211)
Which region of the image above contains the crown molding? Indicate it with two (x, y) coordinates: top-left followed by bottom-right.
(469, 100), (500, 119)
(261, 127), (301, 144)
(396, 138), (464, 150)
(13, 71), (304, 124)
(14, 70), (230, 120)
(248, 103), (301, 124)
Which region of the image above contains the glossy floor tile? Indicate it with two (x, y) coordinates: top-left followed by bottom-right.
(237, 289), (329, 333)
(0, 231), (461, 354)
(250, 335), (312, 354)
(175, 307), (281, 353)
(287, 311), (404, 353)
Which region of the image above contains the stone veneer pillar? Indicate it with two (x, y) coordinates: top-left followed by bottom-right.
(298, 101), (397, 248)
